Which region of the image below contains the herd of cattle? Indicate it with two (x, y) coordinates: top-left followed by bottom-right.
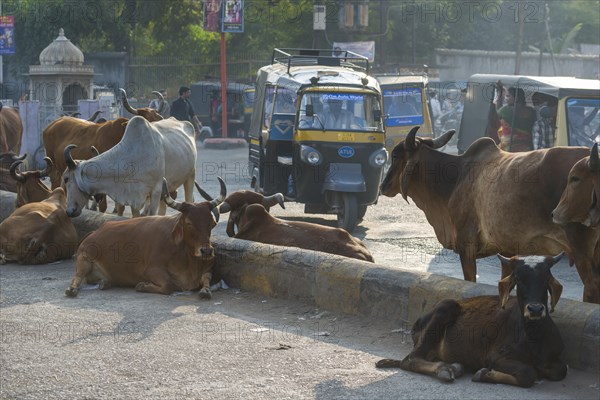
(0, 95), (599, 387)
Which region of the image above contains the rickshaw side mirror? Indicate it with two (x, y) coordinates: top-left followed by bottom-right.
(306, 104), (314, 117)
(374, 109), (382, 122)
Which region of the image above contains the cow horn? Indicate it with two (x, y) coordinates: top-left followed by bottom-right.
(194, 181), (214, 201)
(589, 143), (599, 171)
(152, 91), (165, 114)
(212, 205), (220, 223)
(263, 193), (285, 209)
(64, 144), (78, 169)
(405, 126), (420, 150)
(87, 110), (103, 122)
(9, 160), (26, 182)
(431, 129), (456, 149)
(71, 112), (81, 118)
(91, 146), (100, 157)
(120, 88), (138, 115)
(219, 201), (231, 213)
(210, 177), (227, 208)
(547, 252), (565, 268)
(162, 178), (183, 211)
(41, 157), (53, 177)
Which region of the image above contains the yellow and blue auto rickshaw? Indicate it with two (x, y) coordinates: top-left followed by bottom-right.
(376, 74), (434, 153)
(458, 74), (600, 153)
(248, 48), (387, 232)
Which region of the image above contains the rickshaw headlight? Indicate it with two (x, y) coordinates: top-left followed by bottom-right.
(370, 149), (388, 167)
(300, 145), (323, 166)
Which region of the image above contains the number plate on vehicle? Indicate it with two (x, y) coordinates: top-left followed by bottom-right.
(337, 133), (355, 141)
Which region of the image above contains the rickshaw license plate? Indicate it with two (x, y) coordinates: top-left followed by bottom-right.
(337, 133), (355, 141)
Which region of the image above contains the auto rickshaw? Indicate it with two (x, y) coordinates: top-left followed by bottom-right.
(248, 48), (387, 233)
(375, 74), (434, 153)
(189, 81), (254, 141)
(458, 74), (600, 153)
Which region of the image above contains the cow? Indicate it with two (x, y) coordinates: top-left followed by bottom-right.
(553, 143), (600, 228)
(380, 126), (600, 303)
(207, 190), (285, 237)
(0, 187), (78, 265)
(0, 103), (23, 155)
(42, 89), (165, 191)
(0, 152), (25, 192)
(10, 156), (53, 207)
(230, 203), (374, 262)
(64, 177), (226, 298)
(62, 115), (197, 217)
(376, 253), (567, 388)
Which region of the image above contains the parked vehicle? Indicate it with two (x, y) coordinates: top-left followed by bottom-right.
(458, 74), (600, 153)
(248, 48), (387, 232)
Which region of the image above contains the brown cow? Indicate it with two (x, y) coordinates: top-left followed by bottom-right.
(0, 187), (78, 264)
(376, 254), (567, 388)
(10, 156), (53, 207)
(42, 89), (164, 191)
(0, 103), (23, 154)
(216, 190), (285, 237)
(64, 177), (226, 298)
(231, 203), (374, 262)
(553, 143), (600, 228)
(380, 127), (599, 303)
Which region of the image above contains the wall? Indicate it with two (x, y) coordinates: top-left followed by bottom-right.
(436, 48), (600, 82)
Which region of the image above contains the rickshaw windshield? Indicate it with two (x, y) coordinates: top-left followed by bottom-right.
(566, 98), (600, 146)
(298, 92), (381, 131)
(383, 87), (424, 127)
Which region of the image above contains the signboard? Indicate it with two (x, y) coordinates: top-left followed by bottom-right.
(332, 41), (375, 62)
(203, 0), (223, 32)
(383, 88), (424, 127)
(0, 16), (15, 55)
(313, 5), (326, 30)
(222, 0), (244, 33)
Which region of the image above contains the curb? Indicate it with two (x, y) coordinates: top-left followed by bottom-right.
(1, 190), (598, 371)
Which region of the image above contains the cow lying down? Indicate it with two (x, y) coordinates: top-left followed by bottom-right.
(217, 190), (286, 237)
(65, 177), (226, 298)
(376, 254), (567, 388)
(0, 187), (78, 264)
(229, 203), (374, 262)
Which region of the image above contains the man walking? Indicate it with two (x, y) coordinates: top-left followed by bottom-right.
(171, 86), (202, 136)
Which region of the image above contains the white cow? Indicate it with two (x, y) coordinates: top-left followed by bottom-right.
(62, 116), (197, 217)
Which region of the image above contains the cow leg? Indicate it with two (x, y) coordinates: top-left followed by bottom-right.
(472, 362), (537, 388)
(134, 268), (177, 295)
(183, 179), (194, 203)
(65, 257), (95, 297)
(198, 271), (212, 299)
(541, 360), (568, 382)
(377, 300), (464, 382)
(459, 252), (477, 282)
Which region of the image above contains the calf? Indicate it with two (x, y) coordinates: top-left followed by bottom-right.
(232, 203), (374, 262)
(0, 187), (78, 264)
(553, 143), (600, 228)
(376, 254), (567, 388)
(65, 177), (226, 298)
(10, 156), (53, 207)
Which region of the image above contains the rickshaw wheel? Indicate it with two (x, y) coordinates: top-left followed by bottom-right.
(337, 193), (358, 233)
(357, 205), (368, 221)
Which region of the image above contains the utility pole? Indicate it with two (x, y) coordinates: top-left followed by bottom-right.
(514, 0), (525, 74)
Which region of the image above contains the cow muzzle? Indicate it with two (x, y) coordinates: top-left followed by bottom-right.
(195, 245), (215, 258)
(524, 303), (546, 320)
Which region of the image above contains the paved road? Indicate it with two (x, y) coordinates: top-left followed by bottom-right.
(1, 261), (598, 400)
(189, 142), (585, 301)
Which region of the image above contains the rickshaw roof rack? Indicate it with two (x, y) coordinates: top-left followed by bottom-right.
(272, 48), (370, 75)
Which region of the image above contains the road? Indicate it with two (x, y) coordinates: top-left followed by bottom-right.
(190, 141), (585, 302)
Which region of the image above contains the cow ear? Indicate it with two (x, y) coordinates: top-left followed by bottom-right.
(498, 273), (516, 309)
(548, 275), (563, 313)
(171, 217), (184, 244)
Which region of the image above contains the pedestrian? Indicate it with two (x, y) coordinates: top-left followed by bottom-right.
(171, 86), (202, 136)
(149, 89), (170, 118)
(494, 86), (536, 152)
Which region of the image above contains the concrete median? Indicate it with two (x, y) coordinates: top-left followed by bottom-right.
(1, 190), (598, 371)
